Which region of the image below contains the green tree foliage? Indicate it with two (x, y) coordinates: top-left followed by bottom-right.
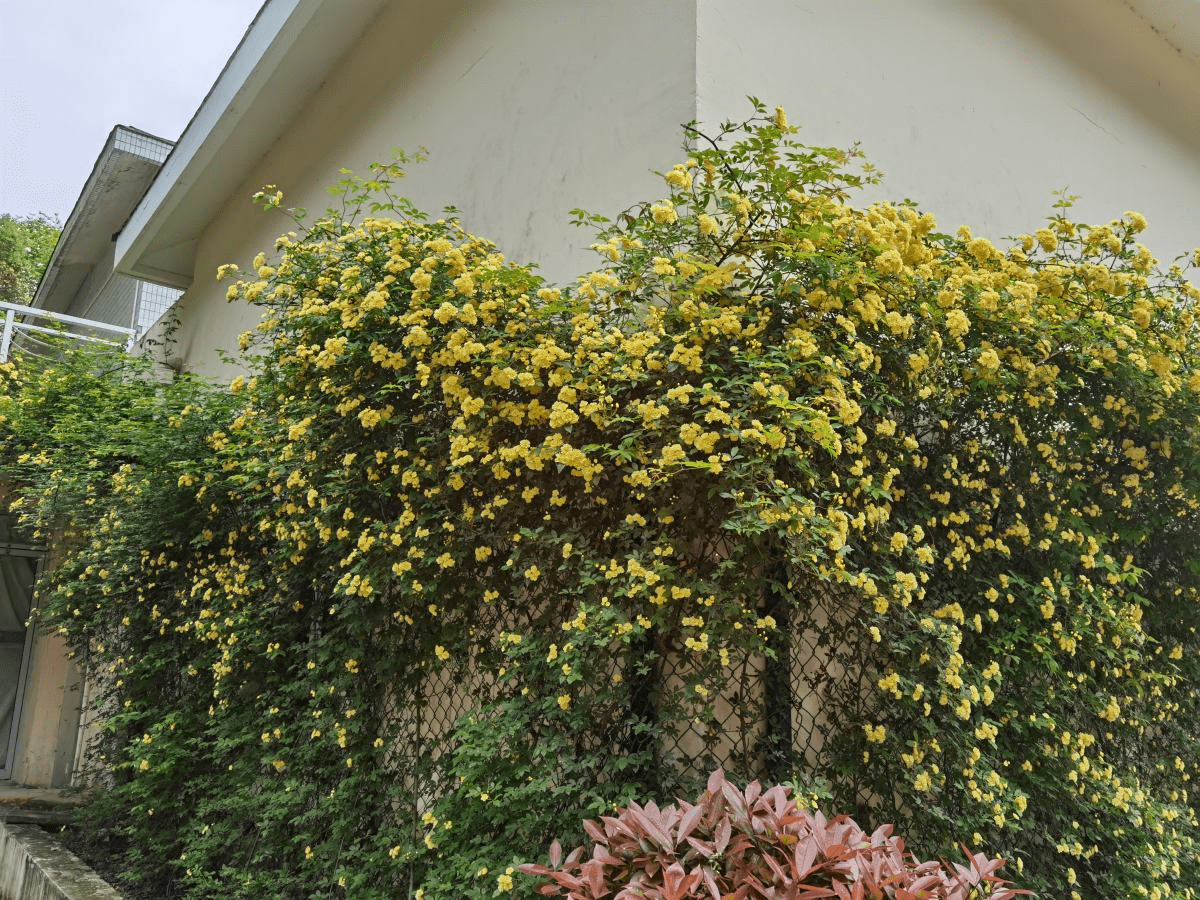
(0, 107), (1197, 899)
(0, 213), (60, 305)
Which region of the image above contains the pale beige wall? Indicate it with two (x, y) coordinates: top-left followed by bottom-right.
(697, 0), (1200, 260)
(12, 627), (82, 788)
(131, 0), (1200, 786)
(172, 0), (698, 378)
(168, 0), (1200, 380)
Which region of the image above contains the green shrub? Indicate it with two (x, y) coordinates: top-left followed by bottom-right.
(522, 769), (1030, 899)
(1, 103), (1197, 898)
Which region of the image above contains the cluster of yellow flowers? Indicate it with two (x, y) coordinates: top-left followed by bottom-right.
(213, 118), (1200, 895)
(7, 112), (1200, 898)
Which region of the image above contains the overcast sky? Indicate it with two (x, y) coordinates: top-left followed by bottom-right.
(0, 0), (264, 224)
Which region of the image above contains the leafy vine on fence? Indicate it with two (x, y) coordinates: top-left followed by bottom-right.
(1, 104), (1197, 898)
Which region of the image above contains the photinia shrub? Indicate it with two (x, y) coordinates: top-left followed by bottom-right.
(521, 769), (1030, 899)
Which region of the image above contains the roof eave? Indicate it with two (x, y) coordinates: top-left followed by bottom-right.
(114, 0), (392, 288)
(32, 126), (173, 314)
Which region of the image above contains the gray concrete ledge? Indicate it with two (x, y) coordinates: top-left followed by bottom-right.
(0, 785), (85, 826)
(0, 822), (123, 900)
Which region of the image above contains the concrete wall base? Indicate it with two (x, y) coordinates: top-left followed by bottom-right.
(0, 822), (122, 900)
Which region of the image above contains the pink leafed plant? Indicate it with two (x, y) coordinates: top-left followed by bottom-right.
(520, 769), (1032, 899)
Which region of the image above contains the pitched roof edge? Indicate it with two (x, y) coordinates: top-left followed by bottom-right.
(114, 0), (391, 287)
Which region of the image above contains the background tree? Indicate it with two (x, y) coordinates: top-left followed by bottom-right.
(0, 212), (60, 305)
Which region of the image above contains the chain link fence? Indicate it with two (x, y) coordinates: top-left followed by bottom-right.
(363, 561), (880, 860)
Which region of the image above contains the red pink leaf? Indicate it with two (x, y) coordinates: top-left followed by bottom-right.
(677, 801), (707, 844)
(522, 770), (1030, 900)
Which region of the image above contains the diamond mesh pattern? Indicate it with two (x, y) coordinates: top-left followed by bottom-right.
(364, 563), (879, 856)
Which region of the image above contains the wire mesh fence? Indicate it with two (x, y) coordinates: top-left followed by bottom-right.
(358, 565), (880, 870)
(134, 281), (182, 334)
(112, 127), (173, 164)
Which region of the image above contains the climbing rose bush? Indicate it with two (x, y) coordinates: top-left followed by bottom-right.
(0, 103), (1197, 898)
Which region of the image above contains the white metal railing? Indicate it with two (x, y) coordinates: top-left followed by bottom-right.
(0, 301), (136, 364)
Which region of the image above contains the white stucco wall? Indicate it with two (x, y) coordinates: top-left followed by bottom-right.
(172, 0), (697, 376)
(697, 0), (1200, 260)
(166, 0), (1200, 378)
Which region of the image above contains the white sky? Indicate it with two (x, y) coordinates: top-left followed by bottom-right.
(0, 0), (264, 223)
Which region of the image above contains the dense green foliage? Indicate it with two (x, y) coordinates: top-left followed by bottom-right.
(1, 108), (1198, 899)
(0, 212), (59, 305)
